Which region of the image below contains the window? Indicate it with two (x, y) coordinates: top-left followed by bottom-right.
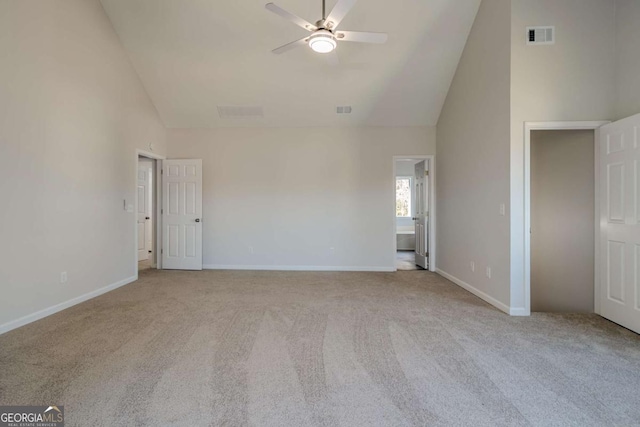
(396, 177), (412, 217)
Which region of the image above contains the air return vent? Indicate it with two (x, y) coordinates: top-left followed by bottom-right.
(527, 26), (555, 45)
(217, 106), (264, 119)
(337, 106), (352, 114)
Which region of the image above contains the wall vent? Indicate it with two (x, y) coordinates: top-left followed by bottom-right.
(217, 106), (264, 119)
(526, 26), (555, 45)
(337, 106), (352, 114)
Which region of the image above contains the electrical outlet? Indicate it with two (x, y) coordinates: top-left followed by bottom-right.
(470, 261), (475, 272)
(486, 267), (492, 279)
(248, 246), (254, 254)
(60, 272), (67, 284)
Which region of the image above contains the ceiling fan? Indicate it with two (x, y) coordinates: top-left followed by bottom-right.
(265, 0), (388, 54)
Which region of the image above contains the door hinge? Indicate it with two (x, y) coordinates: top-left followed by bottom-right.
(161, 209), (163, 214)
(425, 171), (429, 176)
(161, 249), (163, 254)
(161, 169), (164, 175)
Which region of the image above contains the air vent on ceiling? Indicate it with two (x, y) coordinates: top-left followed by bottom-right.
(217, 106), (264, 119)
(527, 26), (555, 45)
(337, 106), (352, 114)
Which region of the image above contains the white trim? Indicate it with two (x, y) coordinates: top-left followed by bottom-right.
(594, 127), (603, 315)
(135, 149), (165, 271)
(204, 265), (395, 272)
(522, 121), (609, 316)
(0, 275), (138, 335)
(154, 160), (162, 269)
(509, 307), (529, 316)
(436, 269), (512, 315)
(430, 157), (437, 272)
(392, 155), (436, 272)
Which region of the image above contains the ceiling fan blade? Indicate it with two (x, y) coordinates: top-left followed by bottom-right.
(272, 37), (309, 54)
(325, 0), (357, 30)
(336, 31), (388, 44)
(265, 3), (317, 32)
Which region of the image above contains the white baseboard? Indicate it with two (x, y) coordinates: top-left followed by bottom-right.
(203, 265), (395, 272)
(509, 307), (530, 316)
(435, 268), (514, 315)
(0, 275), (138, 335)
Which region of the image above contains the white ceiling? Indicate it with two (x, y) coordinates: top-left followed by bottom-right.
(100, 0), (480, 128)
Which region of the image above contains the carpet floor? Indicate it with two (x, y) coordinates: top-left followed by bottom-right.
(0, 270), (639, 426)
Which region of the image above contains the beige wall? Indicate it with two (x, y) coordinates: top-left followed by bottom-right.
(615, 0), (640, 119)
(530, 130), (594, 312)
(0, 0), (166, 331)
(509, 0), (617, 310)
(437, 0), (626, 313)
(168, 127), (434, 270)
(436, 0), (512, 310)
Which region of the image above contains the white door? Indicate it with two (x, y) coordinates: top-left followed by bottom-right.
(414, 160), (429, 269)
(137, 161), (151, 261)
(599, 113), (640, 334)
(162, 159), (203, 270)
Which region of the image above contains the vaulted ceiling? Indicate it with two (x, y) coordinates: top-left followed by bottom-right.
(100, 0), (480, 128)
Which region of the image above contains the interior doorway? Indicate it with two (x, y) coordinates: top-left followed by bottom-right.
(530, 130), (595, 312)
(393, 156), (435, 272)
(135, 149), (164, 274)
(524, 121), (609, 315)
(137, 156), (155, 271)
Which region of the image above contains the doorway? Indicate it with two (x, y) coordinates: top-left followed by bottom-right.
(393, 156), (436, 272)
(135, 150), (164, 274)
(523, 121), (608, 315)
(530, 130), (595, 312)
(137, 156), (155, 271)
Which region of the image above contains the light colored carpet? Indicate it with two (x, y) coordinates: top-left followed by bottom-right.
(0, 270), (639, 426)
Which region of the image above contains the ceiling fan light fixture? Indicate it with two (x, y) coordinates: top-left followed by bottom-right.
(308, 31), (337, 53)
(266, 1), (388, 55)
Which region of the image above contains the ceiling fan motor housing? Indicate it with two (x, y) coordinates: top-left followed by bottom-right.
(308, 29), (337, 53)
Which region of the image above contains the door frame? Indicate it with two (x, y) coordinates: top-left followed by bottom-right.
(392, 155), (436, 272)
(137, 157), (153, 262)
(523, 121), (609, 315)
(135, 149), (165, 273)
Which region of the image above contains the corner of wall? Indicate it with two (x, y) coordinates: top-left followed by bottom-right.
(435, 0), (513, 315)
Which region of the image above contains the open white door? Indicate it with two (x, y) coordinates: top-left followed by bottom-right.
(599, 113), (640, 334)
(162, 159), (203, 270)
(414, 160), (429, 269)
(137, 162), (151, 261)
